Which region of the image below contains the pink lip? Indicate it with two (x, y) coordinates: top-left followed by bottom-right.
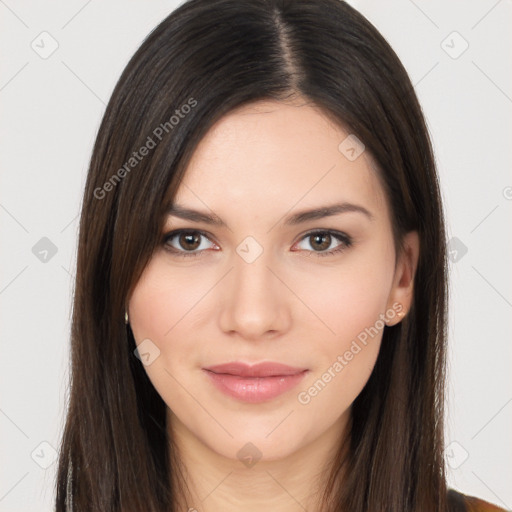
(202, 362), (309, 403)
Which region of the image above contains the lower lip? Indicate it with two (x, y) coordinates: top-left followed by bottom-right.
(202, 369), (308, 403)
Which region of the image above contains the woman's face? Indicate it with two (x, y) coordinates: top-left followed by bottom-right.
(128, 99), (418, 463)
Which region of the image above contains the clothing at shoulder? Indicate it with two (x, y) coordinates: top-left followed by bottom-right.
(448, 488), (510, 512)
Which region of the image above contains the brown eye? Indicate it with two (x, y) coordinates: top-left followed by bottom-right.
(178, 231), (201, 251)
(162, 230), (217, 257)
(293, 230), (352, 257)
(309, 233), (332, 251)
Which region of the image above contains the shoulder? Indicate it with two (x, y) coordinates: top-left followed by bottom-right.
(447, 488), (510, 512)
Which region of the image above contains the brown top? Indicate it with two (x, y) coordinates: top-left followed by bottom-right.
(448, 488), (510, 512)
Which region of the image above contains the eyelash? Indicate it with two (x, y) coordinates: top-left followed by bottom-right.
(161, 229), (353, 259)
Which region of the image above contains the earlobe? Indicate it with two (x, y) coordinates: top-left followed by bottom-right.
(385, 230), (420, 326)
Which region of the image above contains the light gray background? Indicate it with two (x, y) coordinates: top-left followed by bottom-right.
(1, 0), (511, 510)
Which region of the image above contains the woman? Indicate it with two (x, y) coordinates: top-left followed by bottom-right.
(54, 0), (508, 510)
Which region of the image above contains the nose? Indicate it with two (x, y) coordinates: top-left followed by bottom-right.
(218, 249), (292, 341)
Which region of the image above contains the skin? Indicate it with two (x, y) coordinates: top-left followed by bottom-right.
(128, 97), (419, 512)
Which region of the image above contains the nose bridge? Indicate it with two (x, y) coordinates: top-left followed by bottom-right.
(219, 241), (290, 337)
(234, 248), (274, 297)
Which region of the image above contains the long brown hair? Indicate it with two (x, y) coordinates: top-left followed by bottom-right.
(55, 1), (452, 510)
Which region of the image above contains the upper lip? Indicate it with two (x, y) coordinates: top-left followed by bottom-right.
(203, 362), (308, 377)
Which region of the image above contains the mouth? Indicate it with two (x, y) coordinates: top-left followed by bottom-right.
(202, 362), (309, 403)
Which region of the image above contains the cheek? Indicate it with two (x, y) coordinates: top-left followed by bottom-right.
(293, 244), (394, 404)
(129, 256), (207, 342)
(299, 248), (394, 346)
(128, 258), (205, 380)
(295, 273), (389, 418)
(128, 261), (206, 415)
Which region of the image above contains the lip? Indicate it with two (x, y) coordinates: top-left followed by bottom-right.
(202, 362), (309, 403)
(204, 362), (307, 377)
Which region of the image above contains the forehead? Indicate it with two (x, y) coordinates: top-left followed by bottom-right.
(173, 99), (388, 223)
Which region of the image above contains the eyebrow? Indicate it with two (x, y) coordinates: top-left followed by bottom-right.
(165, 201), (374, 228)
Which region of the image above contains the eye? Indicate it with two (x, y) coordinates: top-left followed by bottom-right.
(162, 230), (218, 257)
(293, 230), (352, 257)
(161, 229), (353, 258)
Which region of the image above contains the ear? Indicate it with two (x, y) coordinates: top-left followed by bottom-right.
(385, 230), (420, 326)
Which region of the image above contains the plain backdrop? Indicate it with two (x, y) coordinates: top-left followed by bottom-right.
(0, 0), (511, 510)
